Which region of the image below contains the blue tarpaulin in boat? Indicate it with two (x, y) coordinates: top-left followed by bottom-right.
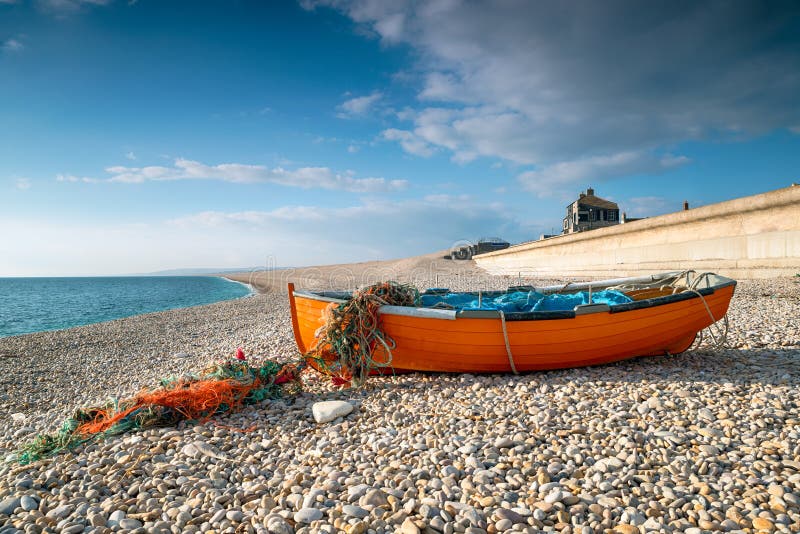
(420, 289), (632, 312)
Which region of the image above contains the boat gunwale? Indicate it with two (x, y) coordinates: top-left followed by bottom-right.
(291, 275), (737, 322)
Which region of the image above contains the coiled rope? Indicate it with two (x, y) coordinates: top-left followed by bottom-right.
(610, 270), (730, 351)
(685, 272), (730, 350)
(307, 281), (420, 387)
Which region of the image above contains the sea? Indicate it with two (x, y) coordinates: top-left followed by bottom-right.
(0, 276), (252, 338)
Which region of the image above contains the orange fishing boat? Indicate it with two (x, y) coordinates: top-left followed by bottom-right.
(288, 271), (735, 374)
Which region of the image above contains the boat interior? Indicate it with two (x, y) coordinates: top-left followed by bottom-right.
(292, 271), (736, 321)
(300, 271), (734, 303)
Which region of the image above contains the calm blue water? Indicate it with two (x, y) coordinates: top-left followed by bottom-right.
(0, 276), (251, 338)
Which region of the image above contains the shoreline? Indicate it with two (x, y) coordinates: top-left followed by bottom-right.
(0, 262), (798, 533)
(218, 275), (259, 297)
(0, 276), (253, 340)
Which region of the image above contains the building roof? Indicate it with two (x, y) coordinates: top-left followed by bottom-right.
(578, 194), (618, 210)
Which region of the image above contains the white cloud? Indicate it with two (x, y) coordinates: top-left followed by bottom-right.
(517, 151), (690, 197)
(58, 157), (408, 193)
(421, 193), (470, 203)
(313, 135), (337, 144)
(125, 151), (136, 160)
(373, 12), (405, 43)
(167, 196), (518, 261)
(308, 1), (800, 193)
(37, 0), (110, 14)
(15, 178), (31, 190)
(2, 39), (23, 53)
(625, 196), (670, 218)
(0, 196), (522, 275)
(381, 128), (435, 157)
(347, 144), (360, 153)
(337, 91), (383, 118)
(56, 174), (83, 182)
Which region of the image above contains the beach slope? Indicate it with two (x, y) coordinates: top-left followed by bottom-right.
(0, 257), (798, 533)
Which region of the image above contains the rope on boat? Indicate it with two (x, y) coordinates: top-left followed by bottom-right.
(607, 270), (693, 293)
(556, 282), (574, 294)
(609, 270), (730, 351)
(686, 272), (730, 350)
(307, 281), (419, 387)
(688, 291), (730, 350)
(498, 310), (518, 374)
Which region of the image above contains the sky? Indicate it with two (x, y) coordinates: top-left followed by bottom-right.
(1, 0), (799, 276)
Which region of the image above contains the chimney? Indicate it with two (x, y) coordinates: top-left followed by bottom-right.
(587, 187), (594, 196)
(683, 200), (689, 211)
(579, 192), (586, 198)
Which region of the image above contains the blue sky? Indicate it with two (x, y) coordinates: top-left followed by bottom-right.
(2, 0), (799, 275)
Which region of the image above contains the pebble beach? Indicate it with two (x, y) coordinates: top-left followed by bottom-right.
(0, 255), (798, 534)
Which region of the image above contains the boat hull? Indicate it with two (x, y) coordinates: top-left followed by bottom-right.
(288, 278), (735, 374)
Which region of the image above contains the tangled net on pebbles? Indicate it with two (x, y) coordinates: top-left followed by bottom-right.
(16, 358), (303, 464)
(307, 281), (419, 387)
(14, 281), (419, 464)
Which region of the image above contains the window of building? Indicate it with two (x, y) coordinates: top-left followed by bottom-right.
(608, 211), (617, 221)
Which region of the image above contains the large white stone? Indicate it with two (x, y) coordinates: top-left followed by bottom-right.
(312, 401), (353, 423)
(294, 507), (323, 523)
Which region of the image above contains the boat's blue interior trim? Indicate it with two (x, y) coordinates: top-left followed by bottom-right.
(300, 280), (737, 322)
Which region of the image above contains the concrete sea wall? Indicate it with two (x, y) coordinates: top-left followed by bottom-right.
(475, 185), (800, 279)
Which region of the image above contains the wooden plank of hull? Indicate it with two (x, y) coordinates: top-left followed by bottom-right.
(382, 295), (728, 345)
(287, 283), (734, 374)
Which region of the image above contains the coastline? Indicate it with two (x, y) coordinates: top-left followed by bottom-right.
(0, 276), (252, 340)
(218, 275), (258, 297)
(0, 260), (798, 533)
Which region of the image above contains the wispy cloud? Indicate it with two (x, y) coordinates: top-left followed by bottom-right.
(381, 128), (435, 157)
(625, 196), (670, 218)
(168, 196), (518, 257)
(37, 0), (110, 14)
(310, 1), (800, 193)
(337, 91), (382, 118)
(15, 178), (31, 190)
(1, 195), (524, 275)
(2, 38), (24, 53)
(57, 157), (408, 193)
(517, 152), (690, 198)
(125, 151), (136, 160)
